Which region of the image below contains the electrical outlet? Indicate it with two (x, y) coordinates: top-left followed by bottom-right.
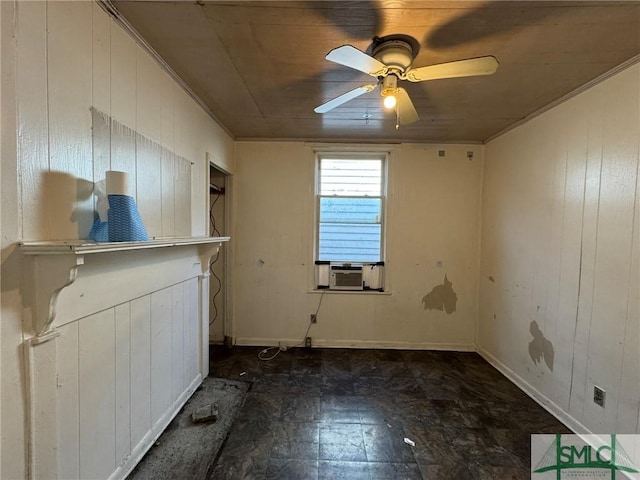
(305, 337), (312, 348)
(594, 385), (606, 407)
(310, 314), (317, 324)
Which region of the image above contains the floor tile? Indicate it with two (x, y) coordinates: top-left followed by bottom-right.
(321, 376), (356, 396)
(291, 357), (323, 375)
(473, 464), (530, 480)
(369, 461), (423, 480)
(319, 424), (367, 462)
(236, 391), (283, 421)
(318, 460), (370, 480)
(209, 346), (573, 479)
(362, 424), (416, 463)
(271, 422), (319, 460)
(444, 427), (522, 468)
(418, 462), (479, 480)
(321, 358), (352, 378)
(265, 458), (319, 480)
(280, 395), (321, 422)
(401, 425), (463, 466)
(220, 418), (275, 459)
(354, 376), (424, 397)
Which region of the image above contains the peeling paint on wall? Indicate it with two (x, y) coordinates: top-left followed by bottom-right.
(528, 321), (554, 371)
(422, 274), (458, 314)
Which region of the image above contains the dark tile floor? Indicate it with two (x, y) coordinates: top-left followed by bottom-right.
(208, 347), (570, 480)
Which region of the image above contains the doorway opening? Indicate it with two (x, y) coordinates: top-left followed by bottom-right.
(208, 159), (231, 346)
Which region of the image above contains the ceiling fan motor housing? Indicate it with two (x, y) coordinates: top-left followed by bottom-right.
(372, 39), (415, 75)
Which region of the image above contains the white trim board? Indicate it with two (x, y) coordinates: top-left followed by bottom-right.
(477, 347), (590, 435)
(233, 337), (476, 352)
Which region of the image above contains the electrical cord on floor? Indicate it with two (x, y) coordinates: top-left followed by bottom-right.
(257, 345), (282, 361)
(258, 290), (326, 361)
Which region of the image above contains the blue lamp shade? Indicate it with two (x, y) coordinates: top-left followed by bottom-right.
(107, 194), (149, 242)
(88, 220), (109, 242)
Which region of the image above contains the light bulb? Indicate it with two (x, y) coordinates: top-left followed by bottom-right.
(383, 95), (397, 109)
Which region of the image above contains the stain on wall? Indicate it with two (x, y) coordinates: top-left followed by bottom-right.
(528, 321), (554, 371)
(422, 274), (458, 314)
(488, 276), (495, 283)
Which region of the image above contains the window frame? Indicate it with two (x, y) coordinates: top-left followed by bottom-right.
(314, 151), (388, 265)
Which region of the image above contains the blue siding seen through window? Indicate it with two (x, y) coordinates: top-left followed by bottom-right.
(319, 197), (381, 262)
(318, 157), (384, 262)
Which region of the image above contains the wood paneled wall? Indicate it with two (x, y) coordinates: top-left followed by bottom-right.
(2, 2), (234, 479)
(53, 278), (201, 479)
(479, 64), (639, 434)
(21, 241), (218, 480)
(14, 1), (233, 242)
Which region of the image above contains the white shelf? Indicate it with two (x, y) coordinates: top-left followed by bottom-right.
(20, 236), (230, 255)
(20, 236), (229, 337)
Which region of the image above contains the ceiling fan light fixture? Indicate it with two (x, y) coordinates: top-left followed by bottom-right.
(381, 75), (398, 109)
(383, 94), (397, 109)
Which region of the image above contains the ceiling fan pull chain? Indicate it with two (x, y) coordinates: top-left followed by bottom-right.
(396, 108), (400, 130)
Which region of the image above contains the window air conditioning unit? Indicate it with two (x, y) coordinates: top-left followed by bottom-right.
(330, 264), (363, 291)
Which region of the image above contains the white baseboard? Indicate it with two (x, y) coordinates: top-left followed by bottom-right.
(233, 337), (305, 348)
(476, 347), (591, 434)
(233, 337), (475, 352)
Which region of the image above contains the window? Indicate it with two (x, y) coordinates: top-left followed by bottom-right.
(316, 154), (386, 263)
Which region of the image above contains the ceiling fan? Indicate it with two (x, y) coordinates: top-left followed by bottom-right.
(314, 34), (499, 127)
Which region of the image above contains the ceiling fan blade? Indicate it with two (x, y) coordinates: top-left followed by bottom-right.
(325, 45), (388, 77)
(405, 56), (498, 82)
(314, 84), (377, 114)
(396, 88), (419, 125)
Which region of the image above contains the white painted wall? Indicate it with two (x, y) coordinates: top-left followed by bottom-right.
(479, 64), (640, 434)
(0, 2), (5, 475)
(1, 2), (22, 478)
(232, 142), (483, 350)
(1, 2), (234, 478)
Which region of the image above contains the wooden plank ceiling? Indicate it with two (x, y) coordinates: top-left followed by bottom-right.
(111, 1), (640, 143)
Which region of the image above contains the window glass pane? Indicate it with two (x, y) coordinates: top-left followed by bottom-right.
(320, 159), (381, 196)
(319, 197), (381, 224)
(318, 224), (381, 262)
(319, 197), (381, 262)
